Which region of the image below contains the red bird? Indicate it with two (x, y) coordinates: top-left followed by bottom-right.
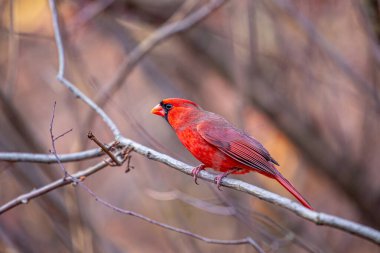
(151, 98), (312, 209)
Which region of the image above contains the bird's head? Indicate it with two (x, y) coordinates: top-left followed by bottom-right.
(151, 98), (200, 127)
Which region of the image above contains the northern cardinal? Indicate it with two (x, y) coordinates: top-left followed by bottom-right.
(151, 98), (312, 209)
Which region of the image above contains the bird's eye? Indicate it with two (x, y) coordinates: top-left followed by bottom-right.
(164, 104), (173, 111)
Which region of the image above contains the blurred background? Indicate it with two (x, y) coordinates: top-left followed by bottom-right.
(0, 0), (379, 252)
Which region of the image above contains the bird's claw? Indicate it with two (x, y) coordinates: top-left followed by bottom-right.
(191, 164), (205, 185)
(214, 168), (240, 190)
(214, 174), (224, 191)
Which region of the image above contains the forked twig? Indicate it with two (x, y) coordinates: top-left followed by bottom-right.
(87, 131), (121, 165)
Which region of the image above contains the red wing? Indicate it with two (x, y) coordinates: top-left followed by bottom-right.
(197, 118), (279, 176)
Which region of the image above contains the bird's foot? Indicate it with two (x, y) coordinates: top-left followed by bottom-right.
(191, 164), (206, 185)
(214, 168), (240, 190)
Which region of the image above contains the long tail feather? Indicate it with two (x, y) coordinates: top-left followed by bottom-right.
(275, 174), (313, 210)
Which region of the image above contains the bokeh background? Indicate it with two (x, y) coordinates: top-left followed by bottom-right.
(0, 0), (379, 252)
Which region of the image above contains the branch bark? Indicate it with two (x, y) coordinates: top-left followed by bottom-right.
(0, 148), (104, 163)
(0, 160), (107, 214)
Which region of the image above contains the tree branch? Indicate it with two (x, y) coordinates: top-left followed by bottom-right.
(0, 160), (108, 214)
(84, 185), (264, 252)
(49, 0), (121, 138)
(0, 149), (104, 163)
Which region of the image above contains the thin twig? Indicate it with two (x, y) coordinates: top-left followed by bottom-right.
(49, 101), (69, 177)
(83, 185), (264, 252)
(87, 131), (121, 165)
(49, 102), (73, 142)
(124, 152), (134, 173)
(54, 128), (73, 141)
(50, 1), (65, 78)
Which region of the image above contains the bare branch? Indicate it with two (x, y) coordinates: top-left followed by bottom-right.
(83, 185), (264, 252)
(0, 160), (108, 214)
(48, 0), (121, 138)
(49, 101), (73, 177)
(50, 2), (65, 78)
(0, 149), (105, 163)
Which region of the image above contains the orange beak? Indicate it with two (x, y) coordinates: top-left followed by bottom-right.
(151, 104), (165, 117)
